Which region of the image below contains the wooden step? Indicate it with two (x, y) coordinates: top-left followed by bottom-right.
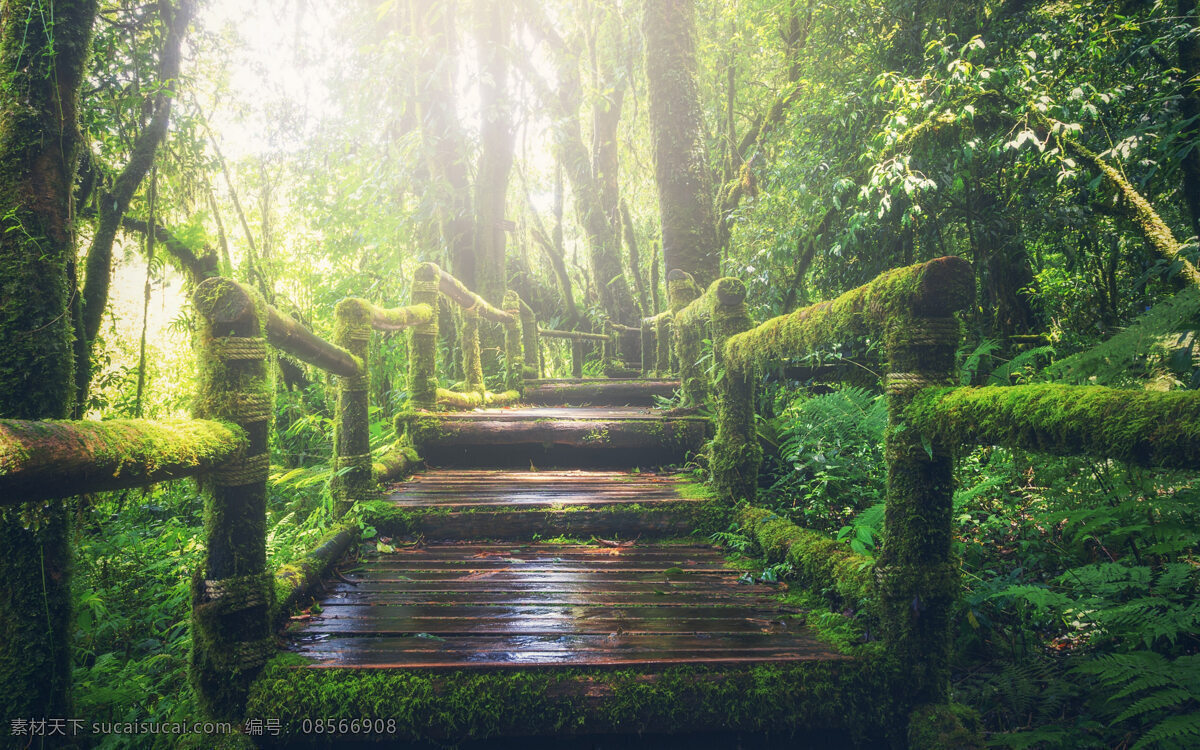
(405, 407), (708, 468)
(285, 542), (840, 668)
(371, 469), (715, 541)
(522, 378), (680, 406)
(264, 540), (868, 746)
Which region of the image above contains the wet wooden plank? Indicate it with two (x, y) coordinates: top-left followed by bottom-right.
(306, 605), (793, 620)
(291, 614), (792, 637)
(290, 633), (844, 669)
(443, 407), (667, 420)
(402, 508), (703, 540)
(320, 591), (776, 607)
(324, 579), (779, 594)
(360, 559), (734, 571)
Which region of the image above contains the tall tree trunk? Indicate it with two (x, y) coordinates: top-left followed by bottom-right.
(412, 0), (476, 287)
(643, 0), (720, 287)
(0, 0), (98, 721)
(473, 0), (514, 306)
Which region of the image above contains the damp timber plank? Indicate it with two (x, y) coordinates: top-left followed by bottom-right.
(407, 409), (709, 468)
(284, 541), (836, 671)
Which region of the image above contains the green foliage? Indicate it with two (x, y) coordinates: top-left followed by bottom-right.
(761, 385), (887, 533)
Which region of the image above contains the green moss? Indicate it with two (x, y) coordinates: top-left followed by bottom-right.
(724, 257), (973, 373)
(460, 306), (485, 394)
(408, 263), (441, 410)
(191, 277), (276, 721)
(908, 383), (1200, 469)
(245, 656), (895, 746)
(503, 290), (525, 393)
(736, 507), (874, 610)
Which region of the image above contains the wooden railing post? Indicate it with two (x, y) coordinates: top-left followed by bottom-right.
(519, 299), (539, 379)
(640, 317), (654, 376)
(876, 266), (972, 709)
(332, 299), (372, 517)
(571, 339), (584, 378)
(502, 290), (524, 392)
(667, 269), (702, 403)
(461, 305), (485, 395)
(709, 278), (756, 501)
(191, 277), (275, 720)
(409, 263), (441, 410)
(656, 315), (672, 374)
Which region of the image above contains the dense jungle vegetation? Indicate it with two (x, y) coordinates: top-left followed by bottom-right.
(1, 0), (1199, 747)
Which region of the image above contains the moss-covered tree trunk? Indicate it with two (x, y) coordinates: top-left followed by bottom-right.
(643, 0), (720, 288)
(0, 0), (97, 722)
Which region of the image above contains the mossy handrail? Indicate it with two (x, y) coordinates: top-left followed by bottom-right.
(907, 383), (1200, 470)
(0, 418), (246, 503)
(673, 256), (974, 718)
(407, 261), (527, 410)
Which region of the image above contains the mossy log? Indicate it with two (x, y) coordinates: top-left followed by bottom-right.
(435, 388), (522, 410)
(372, 442), (420, 483)
(272, 523), (359, 628)
(736, 507), (874, 609)
(408, 264), (441, 410)
(0, 418), (246, 503)
(519, 300), (539, 377)
(192, 276), (275, 720)
(725, 256), (973, 371)
(908, 384), (1200, 469)
(207, 276), (362, 378)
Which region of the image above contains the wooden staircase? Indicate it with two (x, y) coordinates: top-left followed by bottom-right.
(268, 379), (872, 747)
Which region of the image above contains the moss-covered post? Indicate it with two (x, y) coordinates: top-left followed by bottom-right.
(710, 278), (758, 502)
(571, 339), (584, 378)
(502, 291), (525, 392)
(332, 299), (372, 518)
(191, 277), (276, 721)
(641, 318), (654, 376)
(461, 305), (485, 395)
(519, 299), (539, 378)
(667, 269), (703, 405)
(875, 261), (973, 712)
(656, 316), (672, 374)
(409, 263), (441, 410)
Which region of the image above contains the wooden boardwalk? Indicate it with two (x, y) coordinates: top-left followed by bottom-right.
(285, 381), (843, 680)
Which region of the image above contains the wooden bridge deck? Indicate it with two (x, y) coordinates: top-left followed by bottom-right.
(285, 539), (841, 669)
(284, 467), (841, 670)
(277, 383), (853, 740)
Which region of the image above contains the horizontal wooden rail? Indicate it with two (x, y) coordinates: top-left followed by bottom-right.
(336, 297), (434, 332)
(196, 277), (361, 378)
(908, 384), (1200, 470)
(425, 262), (514, 323)
(611, 323), (641, 334)
(0, 418), (246, 504)
(266, 306), (360, 377)
(725, 256), (972, 371)
(538, 327), (609, 342)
